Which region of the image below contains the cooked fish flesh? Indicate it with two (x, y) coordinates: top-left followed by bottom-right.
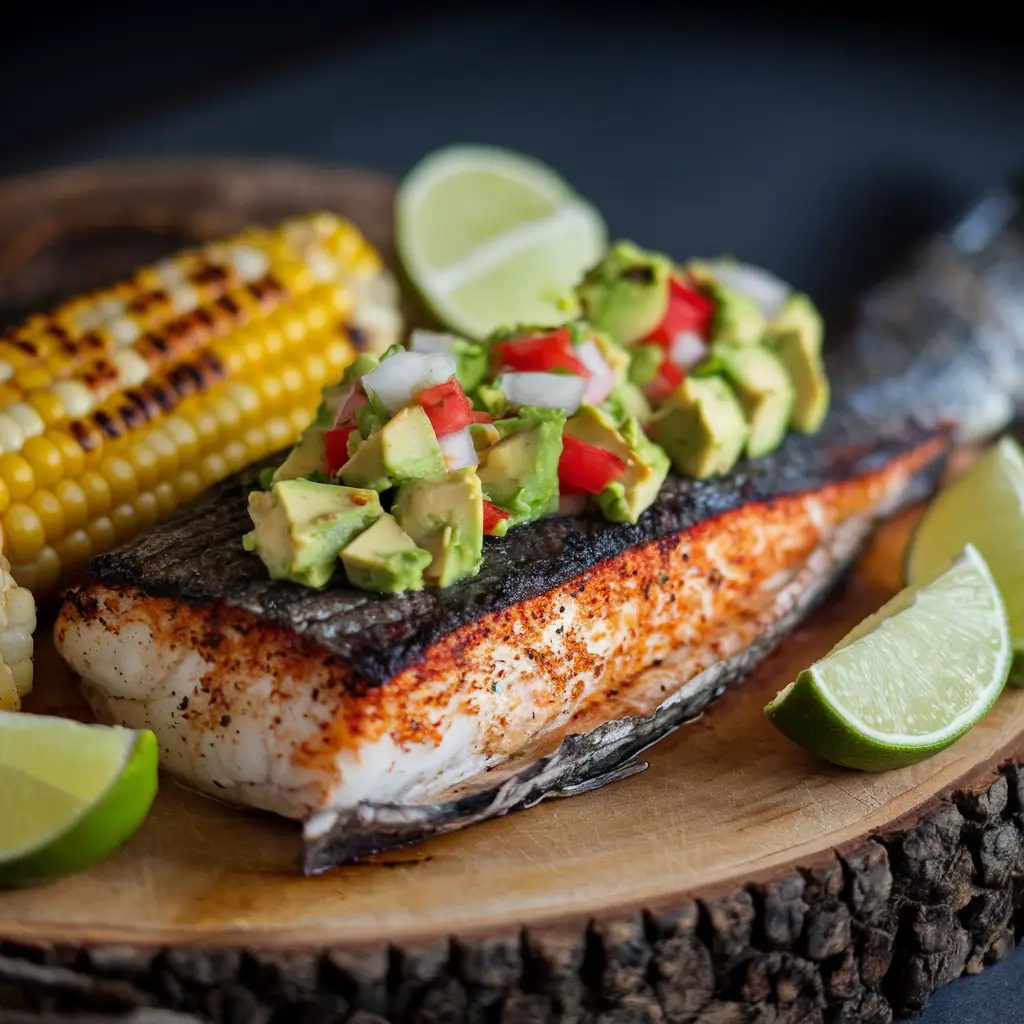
(55, 183), (1024, 871)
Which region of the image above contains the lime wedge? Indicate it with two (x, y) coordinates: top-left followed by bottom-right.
(0, 712), (158, 887)
(765, 545), (1010, 771)
(396, 145), (607, 339)
(906, 435), (1024, 681)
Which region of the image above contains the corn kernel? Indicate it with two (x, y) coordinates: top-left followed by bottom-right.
(261, 324), (285, 359)
(101, 455), (138, 505)
(189, 408), (220, 451)
(243, 426), (267, 459)
(223, 440), (248, 473)
(33, 546), (62, 594)
(154, 481), (176, 516)
(162, 416), (200, 465)
(124, 442), (159, 491)
(174, 470), (202, 503)
(0, 453), (35, 502)
(56, 529), (92, 572)
(324, 337), (354, 375)
(27, 489), (66, 543)
(280, 366), (305, 405)
(55, 479), (89, 532)
(258, 374), (284, 408)
(28, 390), (66, 426)
(211, 397), (242, 438)
(87, 516), (116, 552)
(0, 384), (23, 407)
(80, 470), (113, 518)
(0, 477), (9, 517)
(199, 453), (229, 488)
(143, 429), (179, 478)
(110, 503), (138, 543)
(266, 417), (293, 451)
(135, 491), (160, 530)
(20, 436), (63, 489)
(2, 503), (46, 562)
(47, 430), (86, 480)
(290, 406), (312, 433)
(224, 382), (260, 422)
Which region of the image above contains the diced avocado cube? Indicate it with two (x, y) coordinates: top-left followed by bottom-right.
(340, 513), (432, 594)
(564, 405), (669, 524)
(689, 261), (766, 344)
(473, 383), (509, 419)
(577, 241), (674, 344)
(647, 376), (748, 479)
(700, 340), (794, 459)
(242, 478), (382, 588)
(479, 407), (565, 526)
(393, 468), (484, 588)
(339, 404), (444, 491)
(272, 428), (326, 484)
(766, 293), (830, 434)
(628, 343), (664, 389)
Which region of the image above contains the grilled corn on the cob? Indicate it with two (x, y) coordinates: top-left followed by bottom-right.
(0, 533), (35, 710)
(0, 212), (401, 596)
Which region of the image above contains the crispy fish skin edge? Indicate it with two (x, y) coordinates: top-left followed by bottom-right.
(55, 436), (946, 871)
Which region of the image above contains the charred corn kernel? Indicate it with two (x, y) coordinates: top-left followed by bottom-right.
(47, 430), (86, 479)
(0, 414), (25, 453)
(56, 528), (92, 569)
(162, 417), (200, 465)
(134, 491), (160, 530)
(100, 455), (137, 505)
(2, 503), (46, 563)
(174, 470), (202, 503)
(0, 454), (34, 502)
(20, 436), (63, 489)
(55, 479), (89, 532)
(28, 390), (66, 426)
(125, 442), (159, 491)
(154, 481), (176, 516)
(87, 516), (116, 552)
(0, 478), (9, 517)
(26, 489), (66, 544)
(80, 470), (113, 518)
(199, 453), (229, 488)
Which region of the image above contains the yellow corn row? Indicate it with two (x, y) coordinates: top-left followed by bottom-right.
(0, 213), (402, 596)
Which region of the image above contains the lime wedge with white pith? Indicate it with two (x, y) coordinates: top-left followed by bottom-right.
(396, 145), (607, 339)
(765, 545), (1010, 771)
(0, 712), (158, 887)
(906, 435), (1024, 682)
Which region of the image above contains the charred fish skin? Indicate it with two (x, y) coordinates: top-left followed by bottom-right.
(55, 182), (1024, 866)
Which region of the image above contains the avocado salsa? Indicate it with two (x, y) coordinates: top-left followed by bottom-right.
(243, 241), (830, 594)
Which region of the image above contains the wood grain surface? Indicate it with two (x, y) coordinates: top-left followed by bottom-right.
(1, 161), (1023, 1024)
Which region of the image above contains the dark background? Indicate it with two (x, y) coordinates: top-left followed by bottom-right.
(2, 3), (1023, 1020)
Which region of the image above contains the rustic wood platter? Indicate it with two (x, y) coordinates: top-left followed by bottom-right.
(2, 161), (1024, 1024)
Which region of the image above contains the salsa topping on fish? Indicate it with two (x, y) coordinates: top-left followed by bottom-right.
(242, 245), (832, 594)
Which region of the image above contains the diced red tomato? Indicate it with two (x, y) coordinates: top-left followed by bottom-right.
(325, 423), (357, 474)
(482, 500), (510, 534)
(491, 328), (589, 377)
(417, 377), (474, 437)
(472, 410), (493, 424)
(558, 434), (627, 495)
(644, 357), (684, 405)
(645, 275), (715, 348)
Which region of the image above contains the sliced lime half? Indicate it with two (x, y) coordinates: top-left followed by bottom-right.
(906, 435), (1024, 681)
(0, 712), (158, 887)
(396, 145), (607, 339)
(766, 544), (1011, 771)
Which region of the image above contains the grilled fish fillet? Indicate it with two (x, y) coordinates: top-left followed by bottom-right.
(55, 183), (1024, 870)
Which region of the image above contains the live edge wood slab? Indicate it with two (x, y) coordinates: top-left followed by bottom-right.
(1, 160), (1023, 1024)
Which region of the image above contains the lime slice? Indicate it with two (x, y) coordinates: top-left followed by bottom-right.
(0, 712), (158, 887)
(906, 435), (1024, 681)
(396, 145), (607, 339)
(766, 545), (1010, 771)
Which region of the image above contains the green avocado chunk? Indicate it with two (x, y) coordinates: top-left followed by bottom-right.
(478, 407), (565, 526)
(564, 405), (669, 524)
(272, 428), (326, 484)
(765, 293), (830, 434)
(689, 261), (766, 345)
(577, 241), (674, 344)
(627, 343), (664, 389)
(338, 404), (444, 491)
(699, 340), (794, 460)
(393, 468), (484, 588)
(243, 478), (382, 588)
(451, 337), (488, 393)
(647, 376), (748, 479)
(340, 512), (432, 593)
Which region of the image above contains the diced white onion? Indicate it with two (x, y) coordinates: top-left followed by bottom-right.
(669, 330), (708, 370)
(361, 351), (457, 413)
(5, 402), (44, 440)
(499, 371), (585, 415)
(575, 339), (616, 405)
(438, 427), (479, 470)
(553, 493), (588, 517)
(409, 329), (457, 355)
(335, 384), (368, 425)
(705, 261), (790, 321)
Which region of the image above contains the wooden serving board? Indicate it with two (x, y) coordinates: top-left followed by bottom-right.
(1, 162), (1023, 1024)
